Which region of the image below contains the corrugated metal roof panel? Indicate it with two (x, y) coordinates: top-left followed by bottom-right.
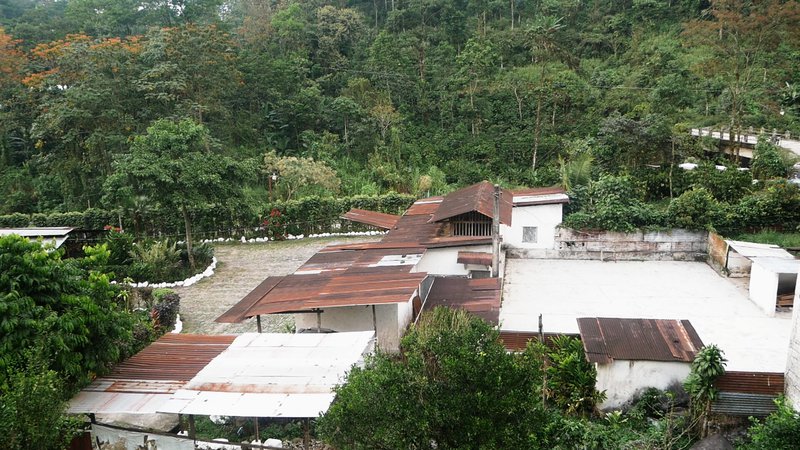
(67, 334), (236, 415)
(711, 392), (778, 417)
(430, 182), (512, 225)
(716, 371), (784, 396)
(726, 240), (795, 259)
(157, 331), (375, 418)
(215, 276), (284, 323)
(0, 227), (74, 237)
(405, 197), (443, 216)
(341, 209), (401, 230)
(423, 277), (501, 325)
(577, 318), (703, 364)
(457, 251), (493, 266)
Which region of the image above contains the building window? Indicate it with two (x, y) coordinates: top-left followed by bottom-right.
(470, 270), (491, 279)
(522, 226), (538, 243)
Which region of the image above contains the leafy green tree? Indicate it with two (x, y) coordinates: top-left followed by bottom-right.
(105, 119), (249, 268)
(668, 187), (722, 230)
(751, 140), (790, 180)
(263, 150), (340, 201)
(0, 234), (133, 387)
(318, 307), (550, 449)
(0, 350), (80, 450)
(684, 344), (727, 438)
(741, 397), (800, 450)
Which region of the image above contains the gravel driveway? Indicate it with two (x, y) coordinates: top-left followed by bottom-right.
(175, 236), (380, 334)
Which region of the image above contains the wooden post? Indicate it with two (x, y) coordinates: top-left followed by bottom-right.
(303, 418), (311, 450)
(538, 313), (544, 342)
(188, 415), (196, 440)
(254, 417), (260, 443)
(256, 315), (262, 333)
(491, 184), (501, 278)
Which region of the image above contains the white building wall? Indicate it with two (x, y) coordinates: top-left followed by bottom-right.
(293, 301), (411, 352)
(785, 274), (800, 410)
(749, 262), (779, 316)
(413, 244), (493, 276)
(596, 360), (691, 410)
(501, 203), (563, 249)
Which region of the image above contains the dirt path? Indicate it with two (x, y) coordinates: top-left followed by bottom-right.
(175, 236), (380, 334)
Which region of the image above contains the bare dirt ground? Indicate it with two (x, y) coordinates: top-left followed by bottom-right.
(175, 236), (381, 334)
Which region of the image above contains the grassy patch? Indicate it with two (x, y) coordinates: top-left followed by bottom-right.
(732, 231), (800, 248)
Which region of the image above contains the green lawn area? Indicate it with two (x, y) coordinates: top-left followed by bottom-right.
(732, 231), (800, 249)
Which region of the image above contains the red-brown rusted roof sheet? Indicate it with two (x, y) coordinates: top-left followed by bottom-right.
(405, 197), (443, 215)
(382, 214), (444, 246)
(216, 276), (284, 323)
(341, 208), (401, 230)
(578, 317), (703, 364)
(430, 182), (512, 225)
(422, 277), (501, 325)
(457, 251), (493, 266)
(716, 371), (785, 396)
(89, 334), (236, 391)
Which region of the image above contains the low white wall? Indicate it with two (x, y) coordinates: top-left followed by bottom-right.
(414, 244), (493, 276)
(786, 275), (800, 410)
(596, 360), (691, 410)
(749, 262), (779, 316)
(501, 203), (563, 249)
(509, 228), (709, 261)
(294, 301), (411, 351)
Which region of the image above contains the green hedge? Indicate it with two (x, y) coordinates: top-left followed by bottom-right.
(0, 193), (416, 238)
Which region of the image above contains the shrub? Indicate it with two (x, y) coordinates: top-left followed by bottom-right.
(0, 212), (30, 227)
(129, 240), (181, 282)
(740, 397), (800, 449)
(151, 291), (180, 332)
(751, 140), (790, 180)
(667, 188), (721, 230)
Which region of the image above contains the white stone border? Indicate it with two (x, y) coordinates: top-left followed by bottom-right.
(200, 229), (385, 245)
(117, 231), (385, 288)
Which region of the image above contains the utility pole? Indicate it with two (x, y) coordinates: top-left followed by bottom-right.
(492, 184), (501, 277)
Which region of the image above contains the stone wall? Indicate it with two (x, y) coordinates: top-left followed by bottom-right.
(507, 228), (708, 261)
(786, 283), (800, 410)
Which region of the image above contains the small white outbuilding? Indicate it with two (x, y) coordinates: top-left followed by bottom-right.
(578, 317), (704, 411)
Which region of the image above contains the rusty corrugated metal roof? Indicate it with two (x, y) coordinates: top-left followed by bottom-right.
(457, 251), (493, 266)
(430, 182), (512, 225)
(341, 209), (401, 230)
(422, 277), (501, 325)
(68, 334), (236, 415)
(578, 318), (703, 364)
(499, 331), (580, 351)
(216, 247), (427, 321)
(405, 196), (443, 215)
(216, 277), (284, 323)
(716, 371), (784, 396)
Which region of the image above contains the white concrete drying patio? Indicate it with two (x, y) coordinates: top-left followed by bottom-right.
(501, 259), (793, 372)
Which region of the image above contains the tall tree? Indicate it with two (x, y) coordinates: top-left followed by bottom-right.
(105, 119), (248, 268)
(683, 0), (800, 157)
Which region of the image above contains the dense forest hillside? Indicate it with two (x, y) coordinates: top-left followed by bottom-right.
(1, 0), (799, 225)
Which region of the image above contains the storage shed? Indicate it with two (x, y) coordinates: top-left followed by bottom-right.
(748, 257), (800, 316)
(578, 317), (704, 410)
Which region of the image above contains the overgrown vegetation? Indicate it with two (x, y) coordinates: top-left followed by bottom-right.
(317, 307), (700, 449)
(1, 0), (799, 238)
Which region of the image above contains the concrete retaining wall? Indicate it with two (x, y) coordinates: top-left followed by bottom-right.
(786, 281), (800, 411)
(507, 228), (708, 261)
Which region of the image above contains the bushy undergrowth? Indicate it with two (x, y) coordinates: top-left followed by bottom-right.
(102, 230), (214, 282)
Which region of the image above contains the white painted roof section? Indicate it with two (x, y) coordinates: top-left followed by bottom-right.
(158, 331), (375, 418)
(371, 253), (423, 267)
(69, 391), (170, 415)
(512, 193), (570, 205)
(501, 260), (793, 372)
(0, 227), (74, 248)
(726, 240), (795, 259)
(750, 256), (800, 274)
